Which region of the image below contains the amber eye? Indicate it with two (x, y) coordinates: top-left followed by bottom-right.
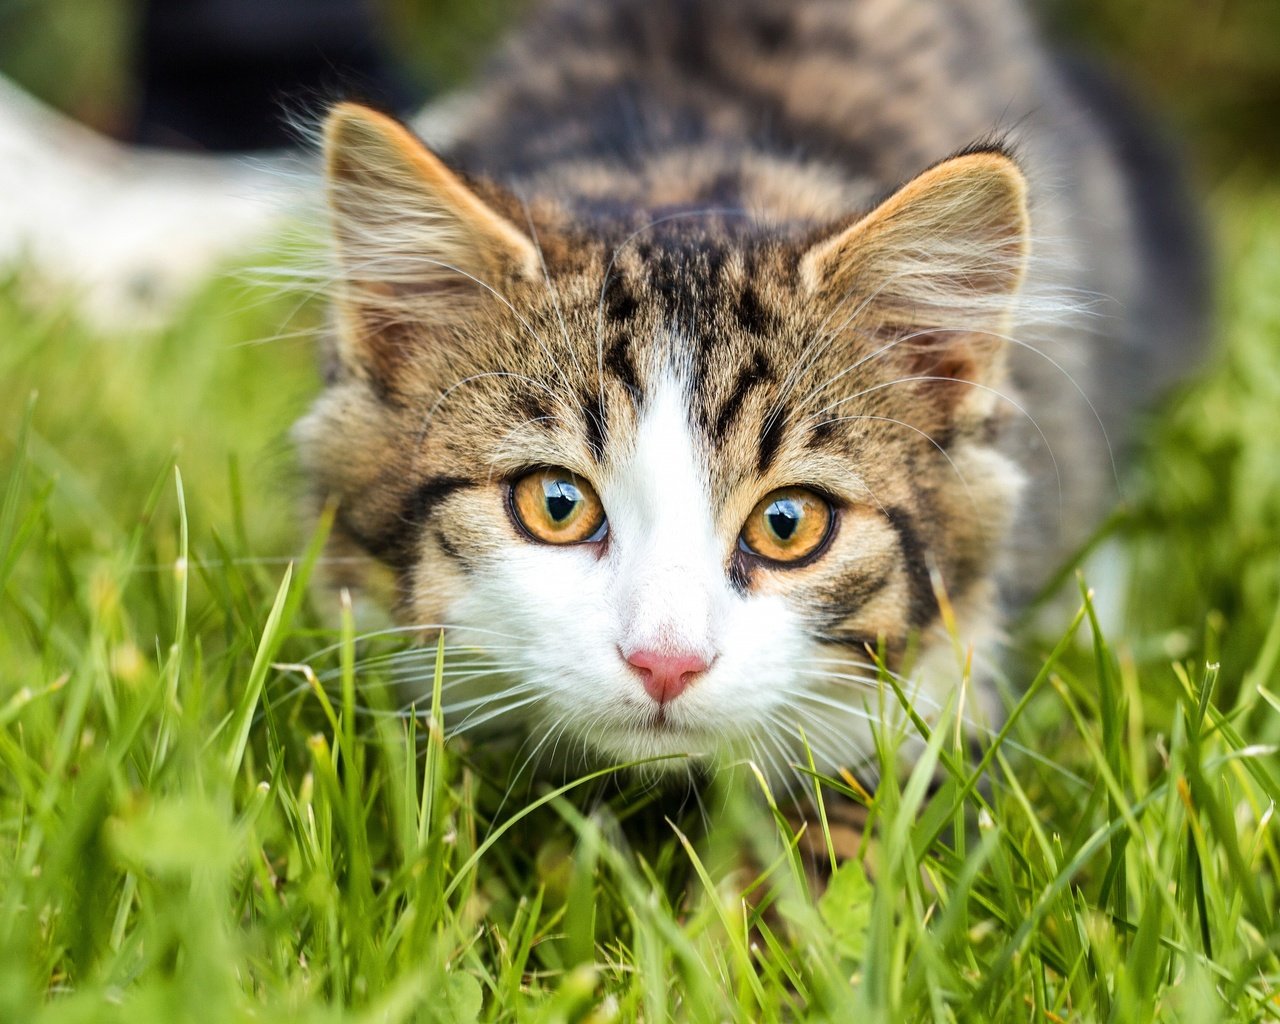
(509, 469), (607, 544)
(739, 487), (833, 564)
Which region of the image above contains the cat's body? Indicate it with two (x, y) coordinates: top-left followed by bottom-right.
(298, 0), (1205, 780)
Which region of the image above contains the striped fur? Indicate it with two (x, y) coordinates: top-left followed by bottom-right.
(296, 0), (1205, 780)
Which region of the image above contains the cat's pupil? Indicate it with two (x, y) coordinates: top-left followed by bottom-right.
(766, 500), (801, 541)
(544, 480), (581, 523)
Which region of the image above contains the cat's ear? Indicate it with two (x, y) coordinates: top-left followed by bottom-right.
(800, 149), (1029, 388)
(323, 103), (539, 357)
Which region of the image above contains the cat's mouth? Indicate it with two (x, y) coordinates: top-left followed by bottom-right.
(642, 705), (701, 736)
(589, 711), (716, 768)
(648, 706), (676, 731)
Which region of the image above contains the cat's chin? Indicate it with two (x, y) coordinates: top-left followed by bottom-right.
(586, 720), (721, 771)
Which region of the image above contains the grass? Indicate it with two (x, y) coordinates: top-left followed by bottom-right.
(3, 159), (1280, 1024)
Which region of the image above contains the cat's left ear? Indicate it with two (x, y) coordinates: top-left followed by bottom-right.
(799, 149), (1029, 385)
(322, 104), (540, 375)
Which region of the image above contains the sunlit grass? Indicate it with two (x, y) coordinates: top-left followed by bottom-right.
(1, 184), (1279, 1021)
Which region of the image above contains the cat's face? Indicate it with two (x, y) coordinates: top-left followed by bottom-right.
(298, 106), (1029, 778)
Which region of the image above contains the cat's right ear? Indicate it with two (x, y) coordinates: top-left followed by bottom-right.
(798, 150), (1029, 394)
(323, 104), (539, 372)
(799, 150), (1029, 329)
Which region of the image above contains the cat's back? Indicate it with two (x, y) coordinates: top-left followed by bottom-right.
(446, 0), (1057, 185)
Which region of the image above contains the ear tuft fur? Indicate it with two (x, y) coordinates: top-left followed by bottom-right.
(801, 150), (1030, 334)
(324, 102), (538, 311)
(321, 103), (541, 385)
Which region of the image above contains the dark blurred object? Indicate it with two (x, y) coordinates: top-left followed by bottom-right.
(134, 0), (415, 150)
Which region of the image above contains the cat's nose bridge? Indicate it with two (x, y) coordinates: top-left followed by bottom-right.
(619, 560), (721, 663)
(608, 370), (728, 659)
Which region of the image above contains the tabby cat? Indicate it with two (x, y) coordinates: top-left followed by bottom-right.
(296, 0), (1204, 781)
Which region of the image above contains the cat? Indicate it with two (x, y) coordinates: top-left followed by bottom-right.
(294, 0), (1206, 784)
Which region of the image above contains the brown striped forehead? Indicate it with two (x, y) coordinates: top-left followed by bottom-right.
(377, 219), (922, 507)
(579, 232), (895, 492)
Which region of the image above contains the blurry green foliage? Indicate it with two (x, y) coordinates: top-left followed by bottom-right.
(0, 0), (518, 134)
(1124, 185), (1280, 691)
(0, 0), (139, 132)
(1043, 0), (1280, 176)
(381, 0), (525, 95)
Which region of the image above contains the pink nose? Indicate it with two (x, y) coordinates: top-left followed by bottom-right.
(625, 649), (710, 705)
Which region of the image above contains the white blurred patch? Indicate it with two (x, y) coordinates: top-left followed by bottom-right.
(0, 74), (472, 328)
(1080, 536), (1131, 640)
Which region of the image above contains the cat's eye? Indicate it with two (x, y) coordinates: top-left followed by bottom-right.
(739, 487), (833, 564)
(509, 469), (608, 545)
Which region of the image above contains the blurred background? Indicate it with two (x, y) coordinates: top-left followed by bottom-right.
(1, 0), (1278, 177)
(0, 0), (518, 145)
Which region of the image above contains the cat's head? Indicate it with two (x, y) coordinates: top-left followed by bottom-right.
(297, 104), (1029, 777)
